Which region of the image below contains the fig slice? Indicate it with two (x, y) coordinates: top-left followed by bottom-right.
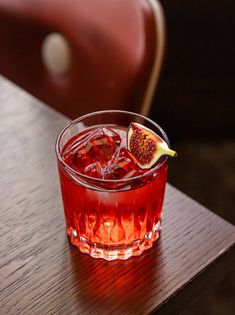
(127, 122), (177, 169)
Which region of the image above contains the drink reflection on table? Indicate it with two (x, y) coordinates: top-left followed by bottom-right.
(68, 241), (163, 314)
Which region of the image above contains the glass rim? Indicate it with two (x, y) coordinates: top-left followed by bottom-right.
(55, 110), (169, 185)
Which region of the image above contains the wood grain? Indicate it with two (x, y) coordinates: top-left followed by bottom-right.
(0, 76), (235, 315)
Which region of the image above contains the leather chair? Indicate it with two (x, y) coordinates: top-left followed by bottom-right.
(0, 0), (165, 118)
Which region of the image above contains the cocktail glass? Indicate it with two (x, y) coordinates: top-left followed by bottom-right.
(56, 110), (169, 260)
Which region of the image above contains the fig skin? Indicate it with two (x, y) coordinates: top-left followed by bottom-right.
(127, 122), (177, 169)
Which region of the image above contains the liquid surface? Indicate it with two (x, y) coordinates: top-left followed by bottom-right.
(62, 126), (146, 180)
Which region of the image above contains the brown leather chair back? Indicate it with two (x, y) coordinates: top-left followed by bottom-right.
(0, 0), (165, 118)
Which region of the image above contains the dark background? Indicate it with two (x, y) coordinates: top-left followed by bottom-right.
(150, 1), (235, 314)
(151, 0), (235, 140)
(150, 0), (235, 224)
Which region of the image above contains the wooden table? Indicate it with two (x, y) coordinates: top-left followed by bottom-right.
(0, 76), (235, 315)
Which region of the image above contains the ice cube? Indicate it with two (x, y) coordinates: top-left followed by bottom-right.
(82, 127), (122, 167)
(84, 162), (103, 179)
(104, 154), (137, 180)
(63, 127), (100, 158)
(62, 127), (102, 171)
(63, 127), (122, 177)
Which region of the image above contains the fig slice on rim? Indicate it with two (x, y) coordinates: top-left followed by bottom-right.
(127, 122), (177, 170)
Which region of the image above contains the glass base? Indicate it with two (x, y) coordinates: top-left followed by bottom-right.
(67, 221), (161, 261)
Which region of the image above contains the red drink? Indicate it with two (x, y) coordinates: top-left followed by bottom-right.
(56, 111), (168, 260)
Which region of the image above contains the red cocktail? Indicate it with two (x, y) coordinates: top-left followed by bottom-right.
(56, 111), (169, 260)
